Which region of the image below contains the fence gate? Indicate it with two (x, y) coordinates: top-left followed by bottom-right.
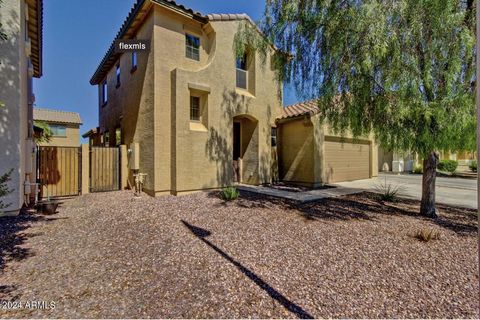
(90, 147), (120, 192)
(37, 146), (81, 198)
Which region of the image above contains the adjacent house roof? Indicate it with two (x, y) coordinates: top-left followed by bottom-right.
(89, 0), (258, 85)
(33, 108), (83, 125)
(82, 127), (99, 138)
(26, 0), (43, 77)
(278, 100), (320, 120)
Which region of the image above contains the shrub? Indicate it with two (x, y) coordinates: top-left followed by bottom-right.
(0, 169), (13, 210)
(469, 160), (477, 172)
(413, 228), (441, 242)
(413, 165), (423, 174)
(220, 186), (240, 201)
(437, 160), (458, 173)
(374, 177), (401, 202)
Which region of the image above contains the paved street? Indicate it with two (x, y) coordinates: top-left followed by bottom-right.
(336, 173), (478, 209)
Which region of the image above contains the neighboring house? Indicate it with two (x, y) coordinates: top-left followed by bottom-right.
(276, 101), (378, 187)
(33, 108), (82, 147)
(82, 127), (102, 147)
(89, 0), (282, 196)
(379, 149), (476, 173)
(0, 0), (43, 215)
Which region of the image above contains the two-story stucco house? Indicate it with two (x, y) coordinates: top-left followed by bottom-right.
(34, 108), (82, 147)
(89, 0), (282, 196)
(0, 0), (43, 215)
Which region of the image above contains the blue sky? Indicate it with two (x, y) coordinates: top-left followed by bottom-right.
(35, 1), (299, 141)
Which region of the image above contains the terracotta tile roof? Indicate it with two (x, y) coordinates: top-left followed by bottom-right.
(278, 100), (320, 120)
(207, 13), (254, 23)
(26, 0), (43, 77)
(33, 108), (82, 125)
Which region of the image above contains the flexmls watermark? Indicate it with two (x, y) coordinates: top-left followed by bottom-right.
(114, 39), (150, 53)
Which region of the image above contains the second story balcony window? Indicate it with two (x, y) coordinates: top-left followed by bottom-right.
(236, 53), (247, 90)
(186, 34), (200, 61)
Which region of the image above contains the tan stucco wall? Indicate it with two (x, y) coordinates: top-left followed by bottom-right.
(98, 11), (156, 192)
(0, 0), (33, 215)
(277, 114), (378, 187)
(278, 118), (316, 186)
(168, 16), (282, 194)
(37, 123), (81, 147)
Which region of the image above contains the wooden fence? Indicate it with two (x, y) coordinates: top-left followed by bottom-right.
(37, 146), (81, 198)
(90, 147), (120, 192)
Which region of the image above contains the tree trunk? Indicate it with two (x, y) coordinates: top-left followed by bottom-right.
(420, 151), (439, 218)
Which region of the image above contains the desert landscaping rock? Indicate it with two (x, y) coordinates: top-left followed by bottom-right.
(0, 191), (477, 318)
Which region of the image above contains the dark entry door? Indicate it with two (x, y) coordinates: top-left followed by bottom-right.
(233, 122), (241, 182)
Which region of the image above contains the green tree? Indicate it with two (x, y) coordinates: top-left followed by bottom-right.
(236, 0), (476, 217)
(33, 121), (53, 144)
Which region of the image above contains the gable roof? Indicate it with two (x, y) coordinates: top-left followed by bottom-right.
(33, 108), (83, 125)
(278, 100), (320, 120)
(89, 0), (259, 85)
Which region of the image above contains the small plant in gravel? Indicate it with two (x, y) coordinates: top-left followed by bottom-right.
(220, 186), (240, 201)
(469, 160), (477, 172)
(437, 160), (458, 173)
(374, 176), (401, 202)
(413, 228), (441, 242)
(413, 165), (423, 174)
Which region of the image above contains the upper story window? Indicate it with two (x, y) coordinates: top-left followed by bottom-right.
(116, 63), (121, 88)
(104, 131), (110, 147)
(50, 124), (66, 137)
(101, 80), (108, 106)
(236, 53), (248, 89)
(131, 52), (137, 72)
(190, 96), (200, 121)
(185, 34), (200, 61)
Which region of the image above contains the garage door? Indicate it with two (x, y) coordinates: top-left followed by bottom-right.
(324, 137), (370, 183)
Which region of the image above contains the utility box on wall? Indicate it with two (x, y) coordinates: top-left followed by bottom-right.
(129, 143), (140, 170)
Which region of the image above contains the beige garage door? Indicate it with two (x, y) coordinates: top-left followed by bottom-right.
(324, 137), (370, 183)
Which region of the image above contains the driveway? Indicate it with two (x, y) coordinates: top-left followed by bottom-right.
(336, 173), (478, 209)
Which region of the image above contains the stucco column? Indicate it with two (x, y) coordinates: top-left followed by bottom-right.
(81, 144), (89, 194)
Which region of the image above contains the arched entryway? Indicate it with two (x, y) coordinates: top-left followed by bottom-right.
(232, 115), (259, 184)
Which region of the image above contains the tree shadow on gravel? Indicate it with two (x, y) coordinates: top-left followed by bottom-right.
(182, 220), (314, 319)
(224, 191), (477, 236)
(0, 208), (62, 272)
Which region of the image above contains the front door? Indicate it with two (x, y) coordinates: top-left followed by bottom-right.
(233, 122), (241, 182)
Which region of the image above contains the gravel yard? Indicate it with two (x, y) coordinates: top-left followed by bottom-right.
(0, 190), (478, 318)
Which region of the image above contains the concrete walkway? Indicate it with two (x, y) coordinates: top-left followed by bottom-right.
(237, 184), (363, 203)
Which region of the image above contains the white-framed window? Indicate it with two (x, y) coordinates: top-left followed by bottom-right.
(50, 124), (66, 137)
(236, 53), (248, 89)
(190, 96), (200, 121)
(131, 52), (137, 71)
(116, 63), (121, 87)
(185, 34), (200, 61)
(101, 80), (108, 105)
